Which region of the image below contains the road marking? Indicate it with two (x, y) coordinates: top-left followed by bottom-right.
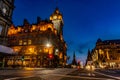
(4, 76), (35, 80)
(94, 71), (120, 80)
(4, 73), (114, 80)
(105, 70), (116, 73)
(48, 74), (115, 80)
(78, 73), (96, 76)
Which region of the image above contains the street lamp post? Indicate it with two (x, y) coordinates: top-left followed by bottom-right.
(21, 55), (24, 67)
(46, 42), (52, 67)
(2, 57), (5, 68)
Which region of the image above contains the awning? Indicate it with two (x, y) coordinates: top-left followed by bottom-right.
(0, 45), (14, 54)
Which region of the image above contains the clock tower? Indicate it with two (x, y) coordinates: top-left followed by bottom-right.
(0, 0), (14, 45)
(50, 8), (63, 36)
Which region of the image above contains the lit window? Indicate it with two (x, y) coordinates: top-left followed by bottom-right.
(19, 40), (22, 45)
(23, 42), (27, 45)
(44, 48), (48, 53)
(59, 53), (63, 59)
(28, 40), (32, 45)
(39, 49), (42, 52)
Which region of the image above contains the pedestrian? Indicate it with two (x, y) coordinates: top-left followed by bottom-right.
(88, 65), (95, 76)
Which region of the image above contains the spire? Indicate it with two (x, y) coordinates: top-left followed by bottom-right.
(73, 51), (76, 59)
(56, 0), (58, 8)
(37, 16), (41, 24)
(49, 6), (63, 36)
(23, 19), (29, 26)
(87, 49), (92, 61)
(50, 7), (62, 21)
(97, 38), (102, 42)
(71, 51), (77, 65)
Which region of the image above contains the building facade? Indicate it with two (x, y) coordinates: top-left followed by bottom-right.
(91, 39), (120, 68)
(0, 0), (14, 45)
(6, 8), (67, 68)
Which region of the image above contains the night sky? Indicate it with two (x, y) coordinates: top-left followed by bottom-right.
(13, 0), (120, 64)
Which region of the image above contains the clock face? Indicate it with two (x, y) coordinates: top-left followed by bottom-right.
(53, 15), (57, 19)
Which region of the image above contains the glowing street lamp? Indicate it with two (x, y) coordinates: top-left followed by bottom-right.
(46, 42), (51, 47)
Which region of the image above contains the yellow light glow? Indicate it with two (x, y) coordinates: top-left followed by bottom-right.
(29, 48), (34, 53)
(50, 16), (53, 20)
(44, 48), (48, 53)
(53, 15), (57, 19)
(17, 27), (21, 32)
(24, 67), (34, 70)
(13, 47), (22, 53)
(8, 23), (55, 35)
(28, 40), (32, 45)
(31, 25), (36, 32)
(58, 15), (62, 19)
(19, 40), (22, 45)
(46, 43), (51, 47)
(59, 53), (63, 59)
(54, 30), (57, 35)
(48, 48), (53, 54)
(85, 65), (95, 71)
(25, 46), (37, 54)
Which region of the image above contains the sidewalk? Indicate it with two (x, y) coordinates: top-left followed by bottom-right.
(0, 67), (46, 70)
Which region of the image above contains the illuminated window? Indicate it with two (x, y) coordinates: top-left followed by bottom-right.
(19, 40), (22, 45)
(59, 53), (63, 59)
(39, 49), (42, 52)
(23, 42), (27, 45)
(49, 48), (53, 54)
(58, 15), (62, 19)
(44, 48), (48, 53)
(28, 40), (32, 45)
(17, 27), (21, 32)
(99, 49), (103, 54)
(31, 25), (36, 31)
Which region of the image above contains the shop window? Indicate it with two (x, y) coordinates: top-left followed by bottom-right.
(28, 40), (32, 45)
(19, 40), (22, 45)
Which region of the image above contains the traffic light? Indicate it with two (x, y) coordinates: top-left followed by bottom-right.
(48, 54), (53, 59)
(21, 56), (24, 61)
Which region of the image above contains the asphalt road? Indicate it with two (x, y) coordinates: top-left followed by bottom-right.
(0, 68), (119, 80)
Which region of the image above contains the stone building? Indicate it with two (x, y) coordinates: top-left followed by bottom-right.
(6, 8), (67, 68)
(0, 0), (14, 45)
(91, 39), (120, 68)
(0, 0), (14, 67)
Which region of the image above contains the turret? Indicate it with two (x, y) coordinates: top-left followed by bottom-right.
(50, 7), (63, 35)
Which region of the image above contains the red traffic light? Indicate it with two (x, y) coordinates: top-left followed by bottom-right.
(49, 54), (53, 59)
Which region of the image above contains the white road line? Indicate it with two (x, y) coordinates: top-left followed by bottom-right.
(4, 73), (114, 80)
(94, 71), (120, 80)
(4, 76), (35, 80)
(47, 74), (115, 80)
